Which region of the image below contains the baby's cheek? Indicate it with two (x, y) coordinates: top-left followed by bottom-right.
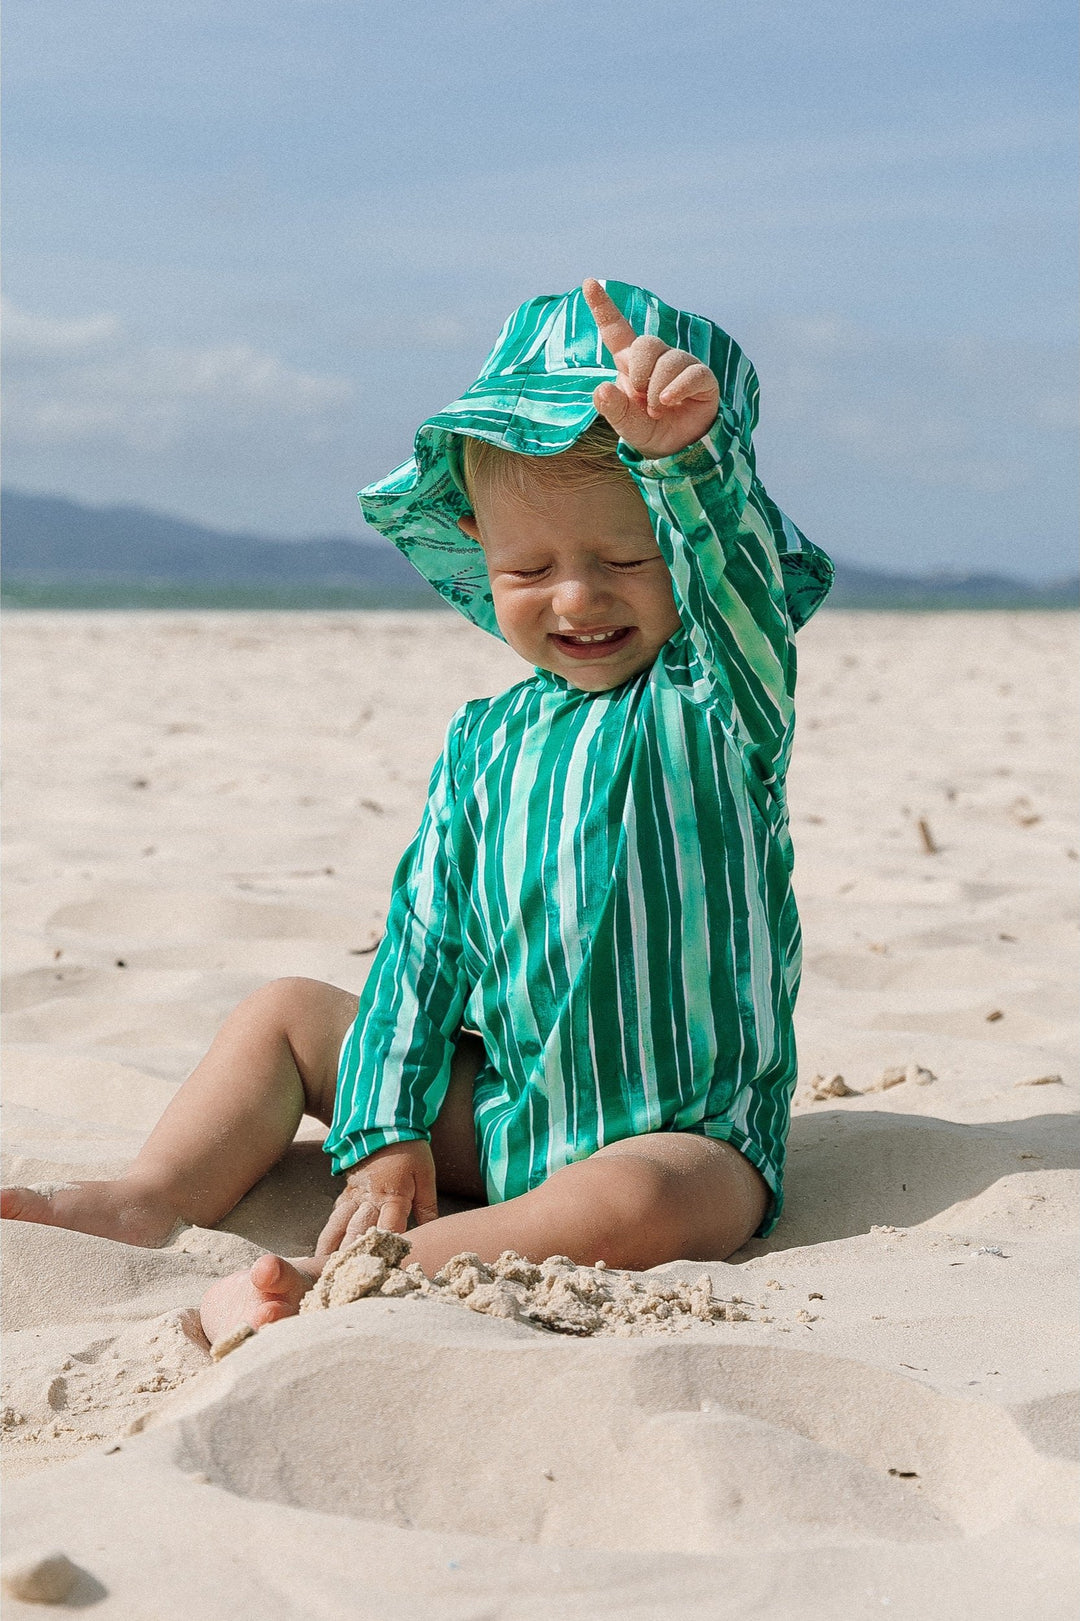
(490, 594), (543, 661)
(641, 577), (681, 637)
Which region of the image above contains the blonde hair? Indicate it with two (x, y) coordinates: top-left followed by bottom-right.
(461, 418), (632, 512)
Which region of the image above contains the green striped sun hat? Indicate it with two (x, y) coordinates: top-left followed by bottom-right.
(359, 279), (833, 637)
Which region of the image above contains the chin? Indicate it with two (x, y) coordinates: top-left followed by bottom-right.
(563, 654), (658, 691)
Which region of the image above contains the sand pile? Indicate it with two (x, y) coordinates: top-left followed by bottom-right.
(293, 1227), (764, 1336)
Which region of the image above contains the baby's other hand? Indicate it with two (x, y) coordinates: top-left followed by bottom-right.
(314, 1139), (438, 1260)
(582, 277), (720, 458)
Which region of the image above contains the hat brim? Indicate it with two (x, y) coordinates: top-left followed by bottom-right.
(359, 376), (616, 639)
(358, 284), (832, 638)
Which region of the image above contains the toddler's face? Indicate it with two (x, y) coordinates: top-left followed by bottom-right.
(458, 478), (682, 691)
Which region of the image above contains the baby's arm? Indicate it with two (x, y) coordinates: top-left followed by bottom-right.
(320, 709), (472, 1222)
(582, 278), (811, 779)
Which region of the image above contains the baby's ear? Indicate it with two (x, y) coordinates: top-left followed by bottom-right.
(457, 514), (481, 541)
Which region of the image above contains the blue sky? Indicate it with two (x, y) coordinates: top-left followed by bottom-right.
(3, 0), (1076, 576)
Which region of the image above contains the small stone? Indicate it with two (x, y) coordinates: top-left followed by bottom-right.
(810, 1073), (859, 1100)
(877, 1066), (908, 1090)
(209, 1322), (255, 1361)
(2, 1550), (83, 1604)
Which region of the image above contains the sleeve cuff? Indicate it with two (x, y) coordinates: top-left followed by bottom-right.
(325, 1125), (429, 1178)
(616, 406), (740, 484)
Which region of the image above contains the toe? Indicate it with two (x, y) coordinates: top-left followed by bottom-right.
(0, 1187), (53, 1224)
(249, 1253), (310, 1309)
(250, 1299), (296, 1329)
(250, 1252), (291, 1298)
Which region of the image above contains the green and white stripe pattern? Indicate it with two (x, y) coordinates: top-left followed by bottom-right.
(356, 280), (833, 639)
(328, 354), (830, 1231)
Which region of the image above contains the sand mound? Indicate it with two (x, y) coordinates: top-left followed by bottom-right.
(294, 1227), (764, 1337)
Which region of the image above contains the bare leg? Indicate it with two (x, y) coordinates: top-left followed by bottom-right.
(0, 978), (357, 1246)
(197, 1032), (490, 1337)
(403, 1132), (769, 1275)
(198, 1126), (768, 1340)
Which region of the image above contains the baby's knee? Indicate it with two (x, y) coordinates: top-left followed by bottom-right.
(232, 978), (355, 1060)
(555, 1153), (689, 1270)
(240, 976), (327, 1027)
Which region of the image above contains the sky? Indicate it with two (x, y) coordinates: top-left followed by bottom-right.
(3, 0), (1076, 577)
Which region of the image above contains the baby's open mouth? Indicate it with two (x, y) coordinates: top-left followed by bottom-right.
(551, 626), (635, 658)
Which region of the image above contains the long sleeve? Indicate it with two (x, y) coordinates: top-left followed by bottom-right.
(323, 709), (472, 1176)
(619, 409), (798, 786)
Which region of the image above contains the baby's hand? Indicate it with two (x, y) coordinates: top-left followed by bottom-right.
(582, 277), (720, 458)
(314, 1139), (439, 1260)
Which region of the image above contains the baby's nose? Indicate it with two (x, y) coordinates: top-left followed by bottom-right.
(551, 573), (611, 619)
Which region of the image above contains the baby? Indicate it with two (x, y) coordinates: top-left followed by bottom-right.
(2, 279), (832, 1343)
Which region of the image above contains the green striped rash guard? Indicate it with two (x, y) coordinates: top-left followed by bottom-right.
(326, 409), (806, 1234)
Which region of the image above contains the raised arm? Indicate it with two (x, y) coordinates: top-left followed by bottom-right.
(583, 278), (795, 782)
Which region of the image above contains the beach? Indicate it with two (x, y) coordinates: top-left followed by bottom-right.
(2, 607), (1077, 1618)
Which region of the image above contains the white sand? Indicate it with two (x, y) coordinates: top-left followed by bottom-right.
(2, 609), (1076, 1619)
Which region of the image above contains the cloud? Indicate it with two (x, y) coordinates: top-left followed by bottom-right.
(2, 301), (122, 358)
(3, 302), (352, 452)
(750, 316), (1077, 500)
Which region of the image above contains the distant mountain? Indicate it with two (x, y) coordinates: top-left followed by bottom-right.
(2, 488), (1076, 610)
(824, 561), (1078, 610)
(1, 488), (439, 607)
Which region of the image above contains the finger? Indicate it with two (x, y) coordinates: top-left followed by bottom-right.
(342, 1202), (380, 1247)
(412, 1163), (440, 1226)
(593, 380), (656, 449)
(315, 1198), (362, 1260)
(375, 1193), (413, 1234)
(658, 360), (718, 409)
(592, 379), (634, 432)
(622, 335), (674, 404)
(645, 348), (695, 416)
(581, 278), (639, 361)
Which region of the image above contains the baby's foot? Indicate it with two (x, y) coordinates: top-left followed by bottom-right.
(0, 1178), (184, 1248)
(199, 1254), (320, 1345)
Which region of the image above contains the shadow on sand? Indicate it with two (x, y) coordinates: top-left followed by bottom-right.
(218, 1110), (1080, 1264)
(737, 1109), (1079, 1258)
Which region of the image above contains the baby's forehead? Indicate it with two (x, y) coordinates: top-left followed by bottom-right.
(475, 481), (660, 553)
